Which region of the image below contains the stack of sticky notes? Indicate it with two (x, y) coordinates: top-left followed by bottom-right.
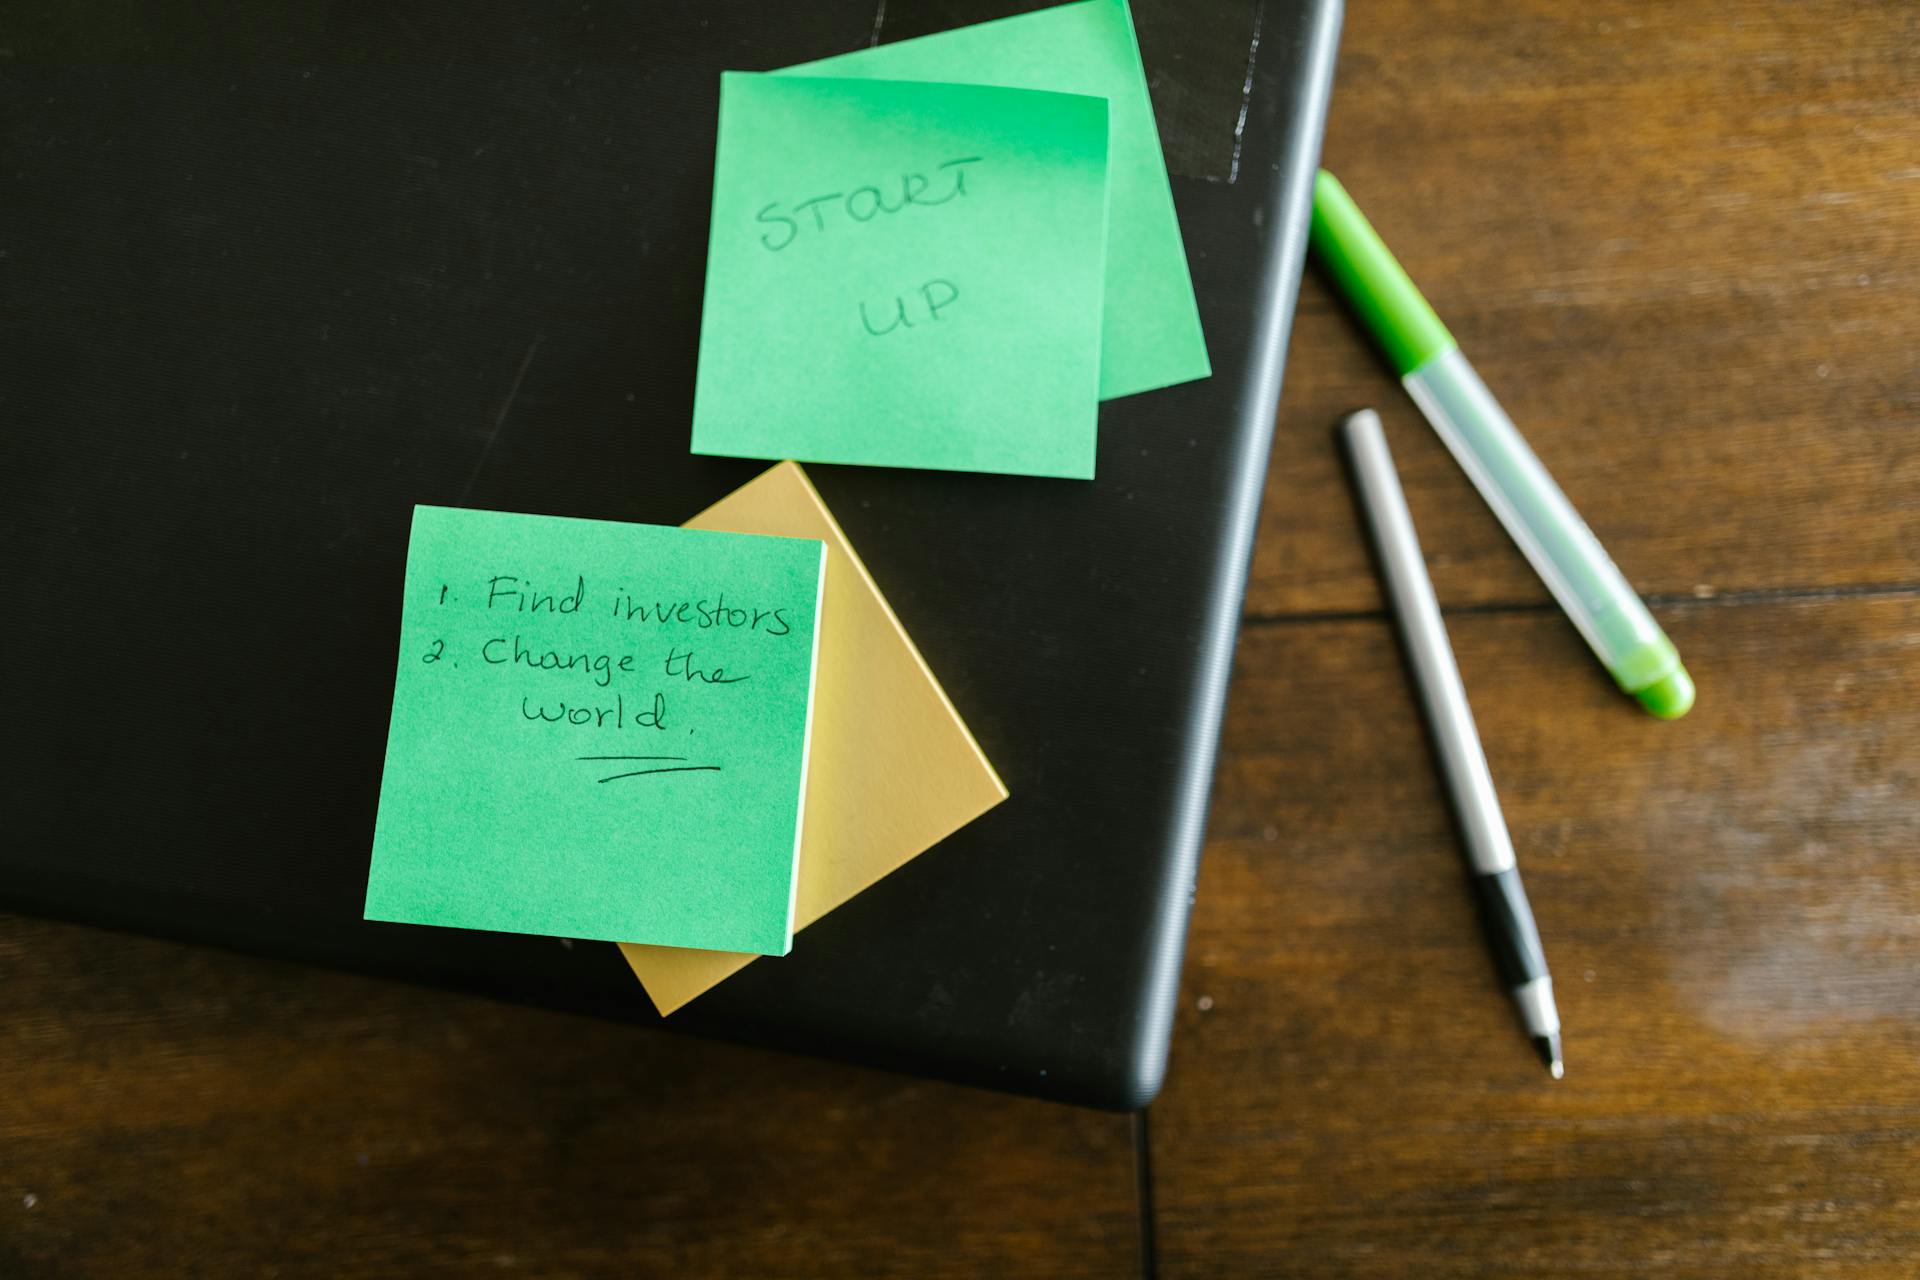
(365, 502), (831, 958)
(367, 464), (1008, 1012)
(691, 0), (1209, 480)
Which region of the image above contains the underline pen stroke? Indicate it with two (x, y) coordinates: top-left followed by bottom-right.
(596, 766), (724, 783)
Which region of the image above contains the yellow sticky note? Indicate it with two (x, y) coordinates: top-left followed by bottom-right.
(620, 462), (1007, 1013)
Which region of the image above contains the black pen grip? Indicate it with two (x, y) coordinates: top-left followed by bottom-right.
(1472, 867), (1548, 988)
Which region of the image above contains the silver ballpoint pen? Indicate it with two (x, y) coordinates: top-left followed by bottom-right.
(1340, 408), (1563, 1078)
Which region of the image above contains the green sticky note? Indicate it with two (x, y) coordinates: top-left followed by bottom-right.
(365, 505), (825, 956)
(691, 73), (1110, 479)
(783, 0), (1210, 401)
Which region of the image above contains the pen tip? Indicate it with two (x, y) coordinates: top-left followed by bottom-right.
(1534, 1033), (1564, 1080)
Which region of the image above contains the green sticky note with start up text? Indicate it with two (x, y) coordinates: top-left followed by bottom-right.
(365, 506), (825, 956)
(783, 0), (1210, 401)
(691, 73), (1110, 479)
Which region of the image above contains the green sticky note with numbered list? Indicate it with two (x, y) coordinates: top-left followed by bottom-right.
(782, 0), (1210, 401)
(691, 73), (1110, 479)
(365, 505), (825, 956)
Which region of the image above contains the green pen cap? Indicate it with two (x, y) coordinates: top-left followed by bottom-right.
(1635, 666), (1696, 720)
(1310, 170), (1455, 376)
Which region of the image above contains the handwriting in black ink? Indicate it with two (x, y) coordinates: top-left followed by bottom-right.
(860, 278), (960, 336)
(579, 755), (722, 784)
(757, 157), (984, 251)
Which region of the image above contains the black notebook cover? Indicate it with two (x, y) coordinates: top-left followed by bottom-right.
(1, 0), (1341, 1109)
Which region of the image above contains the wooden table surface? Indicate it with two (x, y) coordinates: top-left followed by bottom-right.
(6, 2), (1917, 1275)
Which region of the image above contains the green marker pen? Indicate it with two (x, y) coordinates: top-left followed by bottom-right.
(1311, 170), (1694, 719)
